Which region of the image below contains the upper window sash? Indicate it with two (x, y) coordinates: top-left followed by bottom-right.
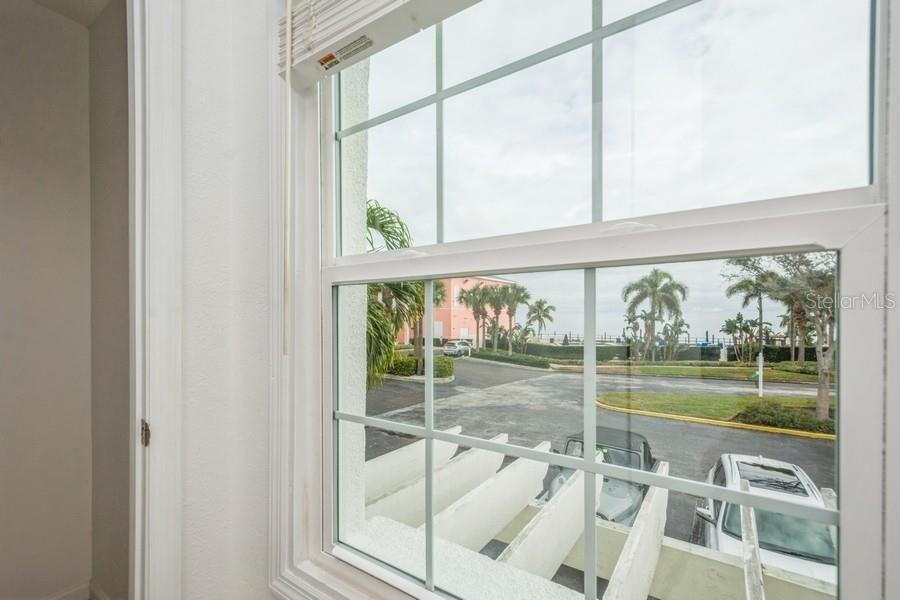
(322, 192), (883, 286)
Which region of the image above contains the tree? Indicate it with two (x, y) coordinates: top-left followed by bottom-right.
(623, 312), (642, 358)
(724, 258), (776, 360)
(366, 199), (410, 251)
(769, 286), (810, 365)
(777, 311), (794, 360)
(474, 285), (492, 350)
(621, 268), (688, 361)
(720, 312), (752, 362)
(774, 253), (837, 420)
(456, 286), (479, 349)
(512, 323), (535, 354)
(411, 280), (446, 375)
(503, 284), (531, 355)
(487, 285), (508, 352)
(527, 299), (556, 342)
(662, 315), (690, 361)
(364, 201), (413, 388)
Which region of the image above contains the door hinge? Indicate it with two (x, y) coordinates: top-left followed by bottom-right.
(140, 419), (151, 448)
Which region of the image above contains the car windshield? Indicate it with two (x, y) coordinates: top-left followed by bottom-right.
(598, 446), (642, 470)
(563, 440), (643, 470)
(444, 343), (457, 348)
(737, 462), (809, 496)
(722, 505), (836, 564)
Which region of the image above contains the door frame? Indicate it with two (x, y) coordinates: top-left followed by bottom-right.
(128, 0), (183, 598)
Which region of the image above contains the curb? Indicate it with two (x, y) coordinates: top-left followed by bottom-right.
(551, 365), (819, 386)
(465, 356), (553, 372)
(384, 374), (455, 384)
(595, 401), (836, 440)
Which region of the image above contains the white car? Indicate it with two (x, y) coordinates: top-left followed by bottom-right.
(695, 454), (837, 585)
(442, 340), (471, 357)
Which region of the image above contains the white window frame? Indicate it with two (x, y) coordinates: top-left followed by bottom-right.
(268, 1), (895, 599)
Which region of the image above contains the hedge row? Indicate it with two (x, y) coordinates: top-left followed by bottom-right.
(770, 362), (820, 376)
(523, 343), (722, 362)
(760, 346), (821, 363)
(523, 343), (823, 363)
(471, 350), (550, 369)
(735, 400), (835, 434)
(387, 355), (454, 378)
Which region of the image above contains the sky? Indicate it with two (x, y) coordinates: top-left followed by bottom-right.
(336, 0), (868, 336)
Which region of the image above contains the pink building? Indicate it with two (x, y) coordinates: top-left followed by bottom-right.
(397, 276), (512, 344)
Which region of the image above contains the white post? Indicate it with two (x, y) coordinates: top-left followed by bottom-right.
(740, 480), (766, 600)
(757, 350), (764, 397)
(603, 462), (669, 600)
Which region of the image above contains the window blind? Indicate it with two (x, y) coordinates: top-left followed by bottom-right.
(279, 0), (477, 87)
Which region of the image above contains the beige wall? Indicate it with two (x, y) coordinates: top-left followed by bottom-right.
(89, 0), (129, 598)
(0, 1), (93, 598)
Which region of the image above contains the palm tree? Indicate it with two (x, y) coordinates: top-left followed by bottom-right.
(457, 285), (481, 349)
(473, 284), (492, 350)
(487, 285), (508, 352)
(366, 199), (410, 251)
(503, 284), (531, 355)
(724, 258), (776, 360)
(768, 283), (810, 366)
(460, 283), (491, 350)
(621, 268), (688, 361)
(512, 323), (535, 354)
(623, 311), (641, 358)
(364, 201), (413, 387)
(662, 315), (690, 361)
(456, 288), (479, 348)
(411, 280), (446, 375)
(527, 299), (556, 343)
(773, 253), (837, 420)
(720, 312), (751, 362)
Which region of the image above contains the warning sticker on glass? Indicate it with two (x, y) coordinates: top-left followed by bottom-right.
(317, 35), (374, 71)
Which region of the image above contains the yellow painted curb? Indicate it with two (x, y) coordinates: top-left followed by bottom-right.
(595, 401), (836, 440)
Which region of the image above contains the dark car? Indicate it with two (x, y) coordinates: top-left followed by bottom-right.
(540, 426), (657, 526)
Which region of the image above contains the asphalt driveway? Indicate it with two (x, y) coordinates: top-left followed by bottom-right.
(363, 358), (835, 542)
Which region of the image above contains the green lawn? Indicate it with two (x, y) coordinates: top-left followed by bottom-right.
(552, 363), (820, 384)
(597, 391), (828, 421)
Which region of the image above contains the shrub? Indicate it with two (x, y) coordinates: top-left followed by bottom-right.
(386, 354), (455, 378)
(434, 356), (454, 378)
(387, 355), (417, 376)
(472, 350), (550, 369)
(735, 400), (835, 434)
(770, 362), (820, 376)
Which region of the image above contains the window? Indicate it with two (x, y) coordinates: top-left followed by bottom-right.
(273, 0), (890, 599)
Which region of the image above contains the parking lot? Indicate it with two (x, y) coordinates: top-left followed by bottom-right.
(365, 357), (835, 542)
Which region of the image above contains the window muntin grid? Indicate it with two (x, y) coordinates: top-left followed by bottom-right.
(334, 0), (873, 256)
(332, 250), (841, 597)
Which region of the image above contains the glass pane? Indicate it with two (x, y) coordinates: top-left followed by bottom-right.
(602, 0), (870, 220)
(593, 252), (838, 500)
(433, 270), (584, 450)
(432, 445), (588, 597)
(443, 0), (591, 87)
(602, 0), (667, 24)
(336, 422), (425, 582)
(444, 48), (591, 242)
(340, 106), (436, 255)
(339, 27), (435, 129)
(336, 282), (426, 425)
